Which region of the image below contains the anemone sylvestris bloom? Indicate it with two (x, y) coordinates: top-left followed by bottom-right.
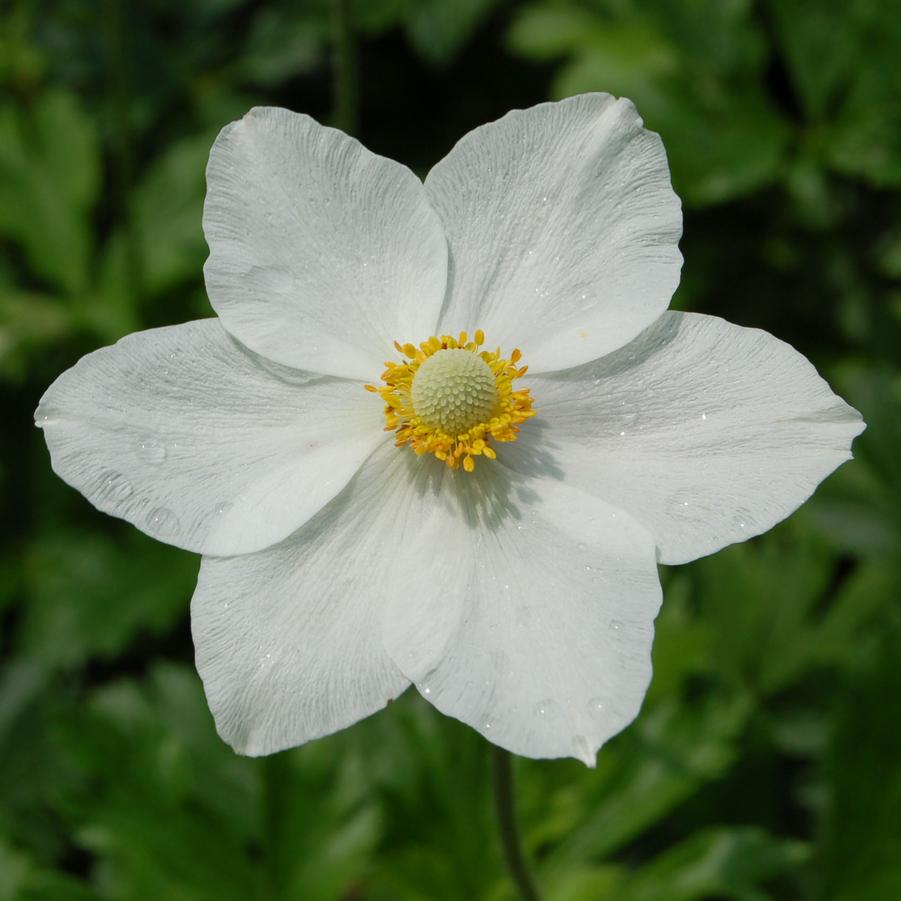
(36, 96), (864, 764)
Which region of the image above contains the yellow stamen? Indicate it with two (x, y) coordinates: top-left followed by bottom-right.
(369, 330), (536, 472)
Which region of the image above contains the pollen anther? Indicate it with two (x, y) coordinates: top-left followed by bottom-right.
(367, 330), (535, 472)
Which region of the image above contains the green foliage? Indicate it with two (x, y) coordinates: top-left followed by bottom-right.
(2, 0), (900, 899)
(508, 0), (791, 206)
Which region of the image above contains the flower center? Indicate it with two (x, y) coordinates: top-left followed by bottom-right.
(412, 349), (498, 435)
(367, 330), (535, 472)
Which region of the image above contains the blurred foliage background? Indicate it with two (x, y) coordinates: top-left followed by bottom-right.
(2, 0), (900, 899)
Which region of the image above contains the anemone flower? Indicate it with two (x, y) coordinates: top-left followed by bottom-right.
(36, 95), (863, 765)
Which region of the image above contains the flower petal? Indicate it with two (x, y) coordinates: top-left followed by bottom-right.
(191, 443), (459, 756)
(36, 320), (383, 556)
(204, 107), (448, 380)
(504, 312), (865, 565)
(381, 466), (662, 764)
(425, 93), (682, 372)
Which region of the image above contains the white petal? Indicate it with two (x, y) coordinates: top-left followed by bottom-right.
(203, 107), (448, 380)
(504, 312), (865, 565)
(425, 93), (682, 372)
(381, 465), (662, 764)
(191, 443), (460, 755)
(36, 320), (383, 555)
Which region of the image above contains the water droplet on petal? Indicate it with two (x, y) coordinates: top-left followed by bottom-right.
(609, 619), (624, 632)
(587, 697), (605, 718)
(534, 698), (555, 717)
(215, 501), (233, 515)
(146, 506), (180, 536)
(34, 401), (58, 425)
(731, 509), (754, 531)
(665, 489), (695, 517)
(99, 470), (133, 502)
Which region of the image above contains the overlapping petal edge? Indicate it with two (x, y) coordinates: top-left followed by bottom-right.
(35, 96), (863, 765)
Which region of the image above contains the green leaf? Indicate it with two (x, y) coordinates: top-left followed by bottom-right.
(814, 616), (901, 899)
(828, 68), (901, 188)
(537, 694), (751, 865)
(0, 287), (72, 383)
(362, 696), (504, 900)
(50, 665), (384, 901)
(690, 527), (835, 694)
(238, 9), (325, 86)
(0, 839), (30, 901)
(766, 0), (859, 120)
(768, 0), (901, 187)
(506, 5), (605, 61)
(132, 130), (216, 296)
(20, 531), (195, 669)
(405, 0), (501, 67)
(0, 92), (98, 294)
(617, 827), (809, 901)
(508, 0), (791, 206)
(810, 364), (901, 558)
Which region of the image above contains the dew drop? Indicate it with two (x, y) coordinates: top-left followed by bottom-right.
(700, 412), (708, 421)
(731, 510), (754, 531)
(609, 619), (624, 631)
(99, 470), (133, 502)
(146, 506), (180, 536)
(137, 439), (167, 465)
(422, 686), (431, 696)
(665, 489), (694, 517)
(534, 698), (555, 717)
(215, 501), (233, 516)
(587, 697), (605, 717)
(34, 401), (58, 425)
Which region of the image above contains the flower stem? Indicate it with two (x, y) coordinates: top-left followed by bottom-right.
(491, 745), (542, 901)
(330, 0), (358, 136)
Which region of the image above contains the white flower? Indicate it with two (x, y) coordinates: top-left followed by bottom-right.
(35, 95), (864, 765)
